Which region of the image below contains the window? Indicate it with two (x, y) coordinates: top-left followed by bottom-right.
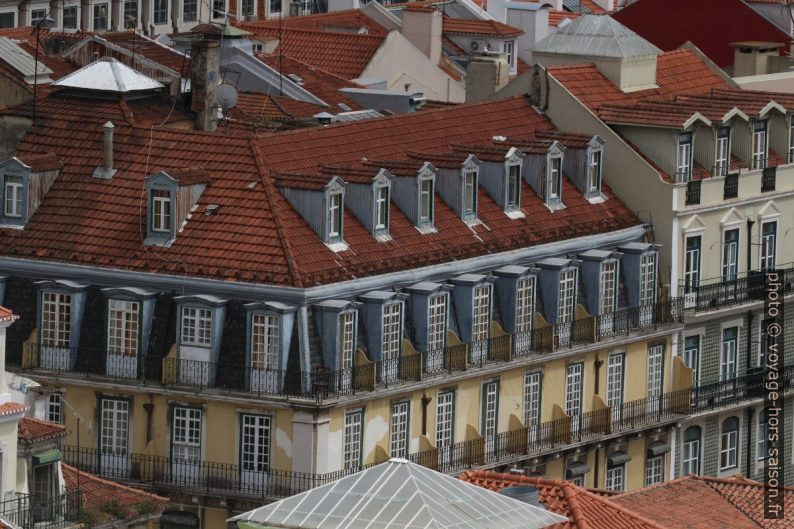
(684, 236), (701, 293)
(606, 354), (624, 418)
(752, 120), (767, 170)
(328, 192), (342, 239)
(62, 6), (78, 28)
(375, 185), (389, 231)
(153, 0), (167, 23)
(639, 253), (656, 306)
(600, 261), (617, 315)
(240, 414), (271, 476)
(181, 307), (212, 347)
(47, 393), (63, 424)
(588, 149), (602, 192)
(381, 303), (401, 380)
(269, 0), (281, 13)
(390, 401), (409, 458)
(677, 132), (692, 180)
(523, 371), (541, 439)
(605, 464), (624, 492)
(172, 407), (201, 464)
(241, 0), (254, 16)
(41, 292), (71, 348)
(0, 12), (14, 28)
(30, 8), (46, 25)
(481, 381), (499, 454)
(33, 464), (54, 505)
(338, 312), (355, 370)
(93, 3), (108, 29)
(472, 286), (490, 342)
(757, 410), (767, 461)
(107, 299), (139, 356)
(515, 276), (534, 334)
(716, 127), (730, 176)
(720, 416), (739, 470)
(251, 313), (279, 370)
(549, 156), (561, 198)
(435, 391), (454, 450)
(683, 335), (700, 384)
(100, 399), (129, 458)
(558, 269), (576, 324)
(647, 344), (664, 404)
(682, 426), (701, 475)
(503, 40), (515, 71)
(212, 0), (224, 18)
(722, 229), (739, 282)
(419, 178), (433, 224)
(343, 410), (362, 469)
(720, 327), (737, 382)
(182, 0), (197, 21)
(151, 190), (171, 232)
(4, 175), (23, 217)
(506, 163), (520, 208)
(427, 294), (447, 351)
(760, 221), (776, 270)
(569, 475), (584, 487)
(565, 362), (583, 419)
(463, 171), (477, 216)
(123, 0), (137, 27)
(645, 456), (664, 485)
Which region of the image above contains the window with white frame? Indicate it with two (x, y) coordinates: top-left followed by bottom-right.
(503, 40), (515, 71)
(182, 0), (197, 21)
(419, 177), (433, 224)
(472, 285), (490, 342)
(757, 409), (767, 461)
(648, 344), (663, 401)
(549, 155), (562, 199)
(682, 426), (701, 475)
(716, 127), (730, 175)
(241, 0), (254, 16)
(241, 414), (271, 474)
(435, 391), (454, 449)
(427, 294), (447, 351)
(375, 185), (389, 231)
(269, 0), (281, 13)
(720, 416), (739, 470)
(463, 171), (477, 216)
(100, 398), (129, 458)
(30, 8), (46, 24)
(588, 149), (602, 192)
(390, 401), (409, 458)
(41, 292), (71, 348)
(558, 269), (576, 324)
(481, 381), (499, 440)
(752, 120), (767, 170)
(123, 0), (137, 27)
(606, 353), (624, 413)
(3, 175), (23, 217)
(172, 407), (201, 463)
(328, 191), (343, 240)
(338, 311), (355, 370)
(181, 307), (212, 347)
(515, 276), (534, 333)
(47, 393), (63, 424)
(251, 313), (279, 370)
(600, 261), (617, 315)
(605, 464), (624, 492)
(212, 0), (225, 18)
(677, 132), (692, 180)
(684, 236), (701, 293)
(343, 410), (363, 469)
(639, 253), (656, 306)
(720, 327), (737, 382)
(107, 299), (139, 356)
(63, 6), (78, 28)
(153, 0), (167, 23)
(760, 221), (776, 270)
(382, 302), (401, 363)
(565, 362), (583, 419)
(506, 163), (520, 209)
(151, 189), (171, 232)
(645, 456), (664, 485)
(683, 335), (700, 385)
(722, 228), (739, 282)
(93, 3), (108, 29)
(569, 475), (584, 487)
(523, 371), (541, 437)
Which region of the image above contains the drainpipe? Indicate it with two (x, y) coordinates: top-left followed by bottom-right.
(746, 310), (753, 374)
(746, 407), (754, 478)
(747, 218), (755, 272)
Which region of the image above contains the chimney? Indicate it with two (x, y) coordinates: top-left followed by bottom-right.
(465, 52), (509, 103)
(190, 35), (221, 132)
(93, 121), (117, 179)
(401, 6), (442, 65)
(730, 41), (784, 77)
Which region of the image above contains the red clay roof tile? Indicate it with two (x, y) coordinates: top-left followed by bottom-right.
(18, 417), (66, 442)
(442, 17), (523, 37)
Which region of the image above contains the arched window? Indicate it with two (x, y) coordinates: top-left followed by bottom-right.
(720, 416), (739, 470)
(682, 425), (701, 475)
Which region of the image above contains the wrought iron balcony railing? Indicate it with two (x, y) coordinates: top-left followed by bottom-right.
(680, 266), (794, 312)
(685, 179), (701, 205)
(0, 491), (82, 529)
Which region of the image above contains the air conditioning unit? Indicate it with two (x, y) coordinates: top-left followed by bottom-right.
(470, 39), (490, 53)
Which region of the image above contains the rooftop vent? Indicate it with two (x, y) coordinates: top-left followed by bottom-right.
(92, 121), (116, 179)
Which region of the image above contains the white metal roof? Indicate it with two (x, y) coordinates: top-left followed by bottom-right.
(52, 56), (163, 92)
(0, 37), (53, 84)
(532, 14), (660, 58)
(229, 459), (567, 529)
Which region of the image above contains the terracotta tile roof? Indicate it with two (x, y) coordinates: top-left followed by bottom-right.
(16, 152), (63, 172)
(97, 32), (189, 75)
(402, 3), (439, 12)
(612, 475), (794, 528)
(239, 9), (389, 37)
(580, 0), (607, 14)
(226, 91), (330, 123)
(0, 402), (26, 416)
(418, 99), (459, 111)
(18, 417), (66, 442)
(1, 93), (639, 287)
(442, 17), (523, 37)
(62, 464), (168, 522)
(459, 470), (670, 529)
(549, 10), (582, 27)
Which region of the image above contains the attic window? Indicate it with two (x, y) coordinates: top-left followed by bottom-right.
(375, 185), (389, 232)
(329, 190), (343, 241)
(151, 190), (172, 232)
(419, 177), (434, 226)
(588, 150), (602, 193)
(4, 175), (22, 218)
(549, 155), (562, 199)
(506, 163), (521, 209)
(463, 170), (477, 217)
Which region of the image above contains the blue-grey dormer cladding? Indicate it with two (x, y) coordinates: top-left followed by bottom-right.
(390, 163), (437, 231)
(315, 299), (360, 370)
(144, 170), (209, 246)
(565, 136), (605, 200)
(448, 273), (494, 342)
(243, 301), (296, 375)
(405, 281), (452, 352)
(434, 155), (481, 222)
(344, 169), (392, 237)
(174, 294), (227, 366)
(535, 258), (576, 324)
(280, 176), (346, 245)
(35, 279), (89, 370)
(358, 291), (408, 363)
(544, 141), (566, 209)
(478, 149), (524, 214)
(578, 250), (620, 315)
(0, 156), (60, 228)
(618, 242), (659, 308)
(493, 265), (534, 333)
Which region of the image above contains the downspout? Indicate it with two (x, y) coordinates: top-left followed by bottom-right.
(747, 218), (755, 273)
(746, 407), (754, 478)
(746, 310), (753, 374)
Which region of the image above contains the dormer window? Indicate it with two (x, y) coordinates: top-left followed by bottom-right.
(715, 127), (731, 176)
(375, 185), (389, 232)
(588, 150), (602, 193)
(677, 132), (692, 181)
(600, 260), (618, 315)
(558, 268), (577, 325)
(639, 252), (657, 307)
(181, 306), (212, 347)
(4, 175), (22, 217)
(464, 170), (477, 216)
(419, 177), (434, 225)
(151, 189), (171, 232)
(753, 120), (767, 170)
(549, 155), (562, 198)
(145, 169), (209, 246)
(329, 190), (343, 240)
(251, 313), (279, 370)
(507, 163), (521, 209)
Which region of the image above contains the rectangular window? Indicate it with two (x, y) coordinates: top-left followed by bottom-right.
(589, 150), (601, 192)
(720, 421), (738, 470)
(565, 362), (583, 419)
(757, 411), (766, 461)
(123, 0), (137, 27)
(753, 120), (767, 170)
(240, 414), (271, 474)
(682, 429), (700, 475)
(720, 327), (738, 382)
(549, 156), (561, 198)
(251, 313), (279, 370)
(677, 132), (692, 180)
(647, 344), (664, 401)
(606, 353), (624, 417)
(472, 285), (490, 342)
(0, 12), (14, 28)
(463, 171), (477, 216)
(390, 401), (409, 458)
(41, 292), (71, 348)
(339, 312), (355, 370)
(715, 127), (730, 176)
(722, 229), (739, 282)
(515, 276), (534, 334)
(329, 192), (342, 239)
(107, 299), (139, 356)
(100, 399), (129, 457)
(153, 0), (167, 23)
(427, 294), (447, 351)
(4, 175), (23, 218)
(241, 0), (254, 15)
(435, 391), (454, 449)
(343, 410), (363, 470)
(375, 186), (389, 230)
(569, 475), (584, 487)
(62, 6), (78, 28)
(684, 236), (701, 293)
(558, 269), (576, 324)
(381, 302), (401, 362)
(645, 456), (664, 485)
(30, 8), (46, 24)
(760, 221), (776, 270)
(212, 0), (224, 18)
(506, 163), (520, 208)
(172, 407), (201, 464)
(34, 465), (54, 504)
(523, 371), (541, 438)
(151, 190), (171, 232)
(419, 178), (433, 224)
(605, 464), (624, 492)
(683, 335), (700, 385)
(503, 40), (515, 70)
(600, 261), (617, 315)
(269, 0), (281, 13)
(93, 3), (108, 29)
(481, 381), (499, 455)
(180, 307), (212, 347)
(47, 393), (63, 424)
(182, 0), (197, 21)
(639, 253), (656, 306)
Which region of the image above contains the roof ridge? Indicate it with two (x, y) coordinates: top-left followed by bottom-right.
(246, 25), (386, 40)
(560, 482), (589, 529)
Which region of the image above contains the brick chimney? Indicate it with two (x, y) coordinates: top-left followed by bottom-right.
(189, 35), (221, 132)
(465, 52), (509, 103)
(401, 5), (442, 65)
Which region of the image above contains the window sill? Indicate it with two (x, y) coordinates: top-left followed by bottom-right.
(415, 224), (437, 235)
(505, 209), (525, 220)
(587, 194), (606, 205)
(326, 241), (349, 253)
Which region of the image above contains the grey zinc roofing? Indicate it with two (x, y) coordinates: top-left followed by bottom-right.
(229, 459), (567, 529)
(52, 56), (163, 92)
(0, 37), (53, 82)
(532, 14), (661, 58)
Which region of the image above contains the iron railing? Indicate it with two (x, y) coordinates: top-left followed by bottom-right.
(723, 173), (738, 199)
(0, 491), (82, 529)
(685, 180), (701, 205)
(690, 364), (794, 413)
(680, 266), (794, 311)
(761, 166), (776, 192)
(751, 155), (768, 171)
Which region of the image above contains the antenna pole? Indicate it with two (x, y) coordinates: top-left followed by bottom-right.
(278, 8), (283, 96)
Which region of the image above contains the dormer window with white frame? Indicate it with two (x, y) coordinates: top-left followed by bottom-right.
(600, 260), (618, 315)
(558, 268), (577, 325)
(549, 156), (561, 199)
(752, 120), (767, 170)
(3, 175), (22, 218)
(419, 176), (434, 227)
(181, 306), (212, 347)
(676, 132), (693, 182)
(588, 149), (602, 194)
(151, 189), (171, 232)
(506, 162), (521, 210)
(328, 189), (343, 241)
(463, 169), (477, 218)
(542, 142), (565, 209)
(503, 40), (516, 75)
(515, 275), (535, 334)
(145, 169), (209, 246)
(374, 184), (389, 234)
(715, 127), (731, 176)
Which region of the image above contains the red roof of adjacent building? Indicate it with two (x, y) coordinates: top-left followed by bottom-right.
(612, 475), (794, 528)
(548, 10), (582, 27)
(442, 17), (523, 37)
(18, 417), (66, 442)
(240, 8), (390, 37)
(93, 32), (189, 75)
(459, 470), (670, 529)
(0, 402), (26, 416)
(612, 0), (793, 67)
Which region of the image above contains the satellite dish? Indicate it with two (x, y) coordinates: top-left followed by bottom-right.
(214, 83), (239, 111)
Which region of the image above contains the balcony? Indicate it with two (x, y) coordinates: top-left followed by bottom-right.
(685, 180), (701, 205)
(761, 166), (776, 192)
(723, 173), (738, 199)
(17, 300), (682, 402)
(690, 364), (794, 413)
(680, 266), (794, 312)
(0, 492), (83, 529)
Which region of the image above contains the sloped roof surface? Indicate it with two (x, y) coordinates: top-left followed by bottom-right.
(442, 17), (523, 37)
(231, 459), (567, 529)
(533, 14), (660, 57)
(18, 417), (66, 442)
(0, 37), (53, 79)
(53, 56), (163, 92)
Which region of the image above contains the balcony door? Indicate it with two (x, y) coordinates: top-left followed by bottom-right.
(436, 391), (454, 469)
(565, 363), (583, 434)
(239, 414), (270, 493)
(106, 299), (140, 379)
(171, 407), (202, 485)
(40, 292), (72, 371)
(639, 253), (656, 326)
(599, 261), (617, 335)
(426, 294), (447, 374)
(250, 313), (280, 394)
(647, 345), (664, 414)
(683, 236), (701, 307)
(481, 381), (499, 458)
(100, 398), (130, 479)
(469, 286), (491, 365)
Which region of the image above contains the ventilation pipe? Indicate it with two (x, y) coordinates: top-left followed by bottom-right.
(103, 121), (114, 171)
